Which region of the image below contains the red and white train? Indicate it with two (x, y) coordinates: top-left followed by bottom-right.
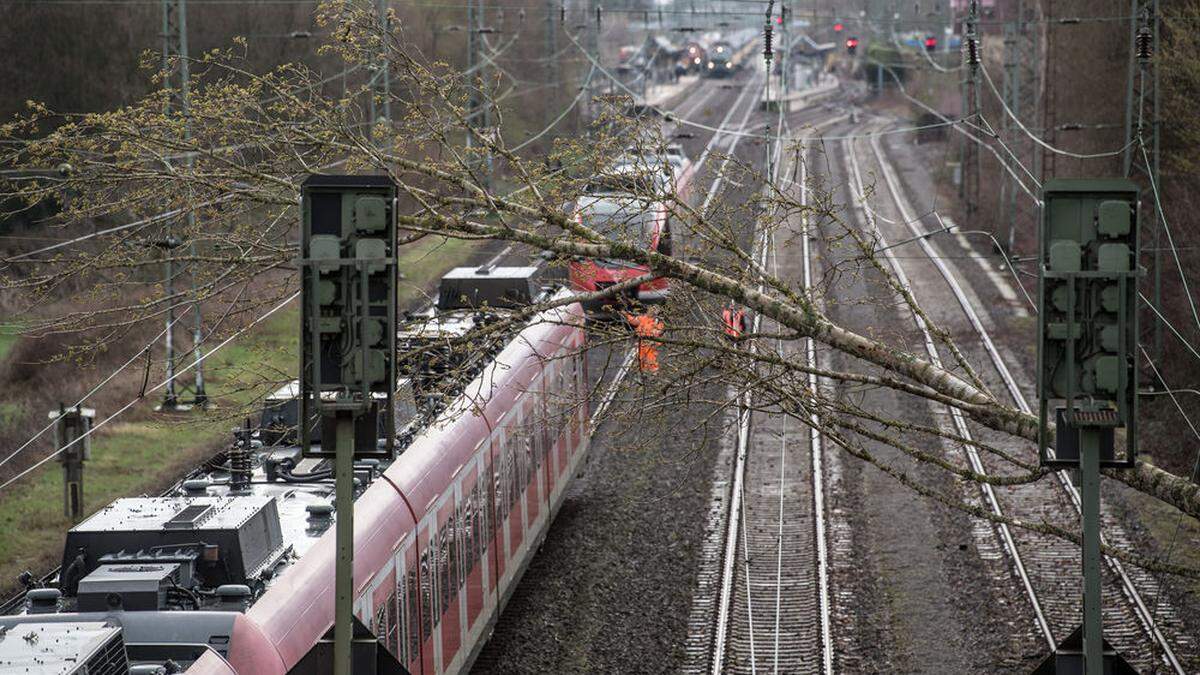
(0, 274), (590, 675)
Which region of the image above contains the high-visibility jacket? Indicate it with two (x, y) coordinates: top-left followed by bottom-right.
(624, 313), (664, 373)
(722, 308), (746, 338)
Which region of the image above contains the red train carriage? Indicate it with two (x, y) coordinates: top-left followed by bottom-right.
(1, 278), (590, 675)
(199, 293), (590, 674)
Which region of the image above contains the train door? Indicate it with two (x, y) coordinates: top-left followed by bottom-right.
(491, 424), (511, 589)
(362, 554), (397, 660)
(437, 492), (463, 672)
(538, 365), (562, 507)
(460, 457), (486, 636)
(522, 392), (545, 536)
(398, 537), (423, 675)
(547, 360), (569, 495)
(418, 515), (440, 675)
(484, 430), (501, 610)
(506, 408), (528, 563)
(571, 350), (587, 452)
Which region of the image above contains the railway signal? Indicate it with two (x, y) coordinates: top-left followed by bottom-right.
(1035, 179), (1139, 675)
(845, 37), (859, 55)
(924, 36), (937, 52)
(300, 174), (399, 675)
(50, 405), (94, 522)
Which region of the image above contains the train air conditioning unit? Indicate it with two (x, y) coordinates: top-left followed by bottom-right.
(0, 621), (129, 674)
(61, 495), (287, 599)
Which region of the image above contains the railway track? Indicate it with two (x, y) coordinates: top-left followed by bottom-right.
(844, 119), (1195, 672)
(684, 98), (843, 673)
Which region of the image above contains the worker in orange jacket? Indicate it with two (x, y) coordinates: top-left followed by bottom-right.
(624, 308), (664, 374)
(722, 303), (747, 340)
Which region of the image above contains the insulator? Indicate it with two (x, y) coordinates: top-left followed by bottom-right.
(595, 5), (602, 27)
(965, 33), (980, 68)
(1136, 25), (1153, 62)
(229, 420), (252, 492)
(763, 24), (774, 61)
(559, 3), (564, 23)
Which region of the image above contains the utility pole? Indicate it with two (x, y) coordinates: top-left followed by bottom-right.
(369, 0), (392, 134)
(999, 7), (1039, 255)
(960, 2), (980, 219)
(999, 23), (1016, 250)
(1122, 0), (1163, 367)
(544, 0), (559, 133)
(51, 405), (94, 523)
(161, 0), (205, 410)
(585, 0), (600, 129)
(465, 0), (493, 190)
(780, 1), (788, 96)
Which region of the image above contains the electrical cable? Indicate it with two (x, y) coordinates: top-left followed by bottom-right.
(873, 64), (1043, 207)
(0, 290), (298, 494)
(0, 305), (193, 472)
(510, 64), (596, 152)
(980, 63), (1133, 160)
(1139, 142), (1200, 340)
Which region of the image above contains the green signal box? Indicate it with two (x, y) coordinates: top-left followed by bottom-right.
(300, 175), (398, 459)
(1037, 179), (1141, 469)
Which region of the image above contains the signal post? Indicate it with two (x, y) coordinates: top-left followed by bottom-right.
(1035, 179), (1139, 675)
(299, 175), (399, 674)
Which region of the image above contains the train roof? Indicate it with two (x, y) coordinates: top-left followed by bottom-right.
(1, 277), (586, 672)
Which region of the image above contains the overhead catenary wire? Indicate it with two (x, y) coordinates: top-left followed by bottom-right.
(0, 0), (1145, 26)
(510, 64), (596, 151)
(0, 306), (193, 473)
(3, 65), (555, 265)
(979, 63), (1134, 160)
(1139, 142), (1200, 340)
(873, 65), (1043, 207)
(0, 290), (298, 494)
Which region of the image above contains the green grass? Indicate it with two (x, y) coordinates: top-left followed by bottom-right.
(0, 325), (20, 363)
(0, 236), (479, 590)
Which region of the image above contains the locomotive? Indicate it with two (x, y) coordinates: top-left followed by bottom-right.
(704, 41), (738, 78)
(0, 267), (590, 674)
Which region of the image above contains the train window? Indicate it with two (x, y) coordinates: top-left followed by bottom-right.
(374, 603), (387, 640)
(459, 497), (471, 579)
(528, 417), (542, 475)
(438, 527), (450, 615)
(513, 425), (526, 496)
(478, 476), (491, 553)
(465, 485), (475, 570)
(395, 572), (407, 664)
(447, 510), (459, 599)
(406, 567), (420, 660)
(495, 447), (508, 526)
(419, 550), (433, 640)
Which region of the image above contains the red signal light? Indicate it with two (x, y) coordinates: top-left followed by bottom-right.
(924, 36), (937, 51)
(846, 38), (859, 48)
(776, 15), (783, 24)
(834, 22), (844, 32)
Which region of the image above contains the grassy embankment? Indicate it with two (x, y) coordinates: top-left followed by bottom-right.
(0, 236), (479, 591)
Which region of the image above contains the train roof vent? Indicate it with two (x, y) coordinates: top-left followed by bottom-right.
(0, 621), (128, 674)
(164, 503), (213, 530)
(437, 266), (540, 310)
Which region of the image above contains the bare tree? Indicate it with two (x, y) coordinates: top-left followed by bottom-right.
(1, 0), (1197, 580)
